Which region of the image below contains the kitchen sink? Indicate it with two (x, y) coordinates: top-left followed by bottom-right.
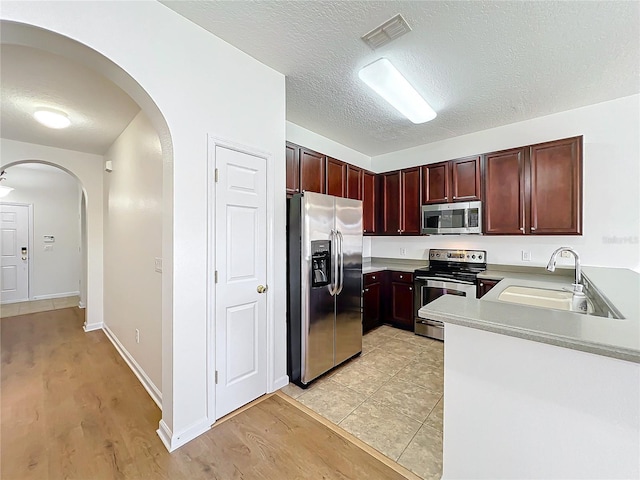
(498, 285), (594, 314)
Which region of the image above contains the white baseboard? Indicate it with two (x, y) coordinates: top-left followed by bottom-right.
(102, 324), (162, 410)
(1, 298), (29, 305)
(78, 301), (86, 309)
(83, 322), (104, 332)
(270, 374), (289, 392)
(156, 417), (212, 452)
(32, 291), (80, 301)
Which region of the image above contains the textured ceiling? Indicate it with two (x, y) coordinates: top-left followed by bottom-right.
(162, 0), (640, 156)
(0, 44), (140, 155)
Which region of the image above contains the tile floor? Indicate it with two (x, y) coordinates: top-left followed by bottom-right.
(280, 325), (444, 480)
(0, 295), (80, 318)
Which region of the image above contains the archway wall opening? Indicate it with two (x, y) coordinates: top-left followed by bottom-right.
(0, 162), (83, 303)
(1, 1), (287, 451)
(0, 141), (105, 329)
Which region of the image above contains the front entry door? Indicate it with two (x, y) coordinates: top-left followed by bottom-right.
(214, 144), (268, 419)
(0, 204), (30, 303)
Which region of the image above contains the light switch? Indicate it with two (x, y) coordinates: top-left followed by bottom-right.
(154, 257), (162, 273)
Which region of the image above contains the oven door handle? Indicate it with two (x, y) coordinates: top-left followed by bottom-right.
(415, 276), (475, 285)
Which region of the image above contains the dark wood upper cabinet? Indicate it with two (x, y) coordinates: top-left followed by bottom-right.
(401, 167), (421, 234)
(422, 157), (480, 204)
(483, 148), (526, 235)
(451, 156), (481, 202)
(422, 161), (450, 204)
(299, 148), (326, 194)
(326, 157), (346, 197)
(285, 142), (300, 196)
(362, 171), (377, 235)
(381, 171), (401, 235)
(483, 136), (582, 236)
(381, 168), (421, 235)
(346, 164), (362, 200)
(529, 137), (582, 235)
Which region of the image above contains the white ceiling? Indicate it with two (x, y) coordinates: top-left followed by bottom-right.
(162, 0), (640, 156)
(0, 2), (637, 158)
(0, 44), (140, 155)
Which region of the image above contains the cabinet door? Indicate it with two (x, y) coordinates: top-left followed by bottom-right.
(483, 148), (526, 235)
(300, 148), (326, 194)
(381, 171), (401, 235)
(529, 137), (582, 235)
(285, 142), (300, 196)
(326, 157), (346, 197)
(451, 156), (481, 202)
(346, 164), (362, 200)
(363, 281), (381, 333)
(476, 279), (500, 298)
(391, 282), (414, 330)
(422, 161), (450, 204)
(401, 167), (421, 235)
(362, 171), (377, 235)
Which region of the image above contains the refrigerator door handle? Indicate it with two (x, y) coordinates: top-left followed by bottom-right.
(336, 230), (345, 295)
(327, 229), (338, 296)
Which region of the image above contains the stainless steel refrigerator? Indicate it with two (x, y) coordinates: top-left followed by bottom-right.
(287, 192), (363, 387)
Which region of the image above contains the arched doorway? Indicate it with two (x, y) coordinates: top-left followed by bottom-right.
(0, 162), (85, 313)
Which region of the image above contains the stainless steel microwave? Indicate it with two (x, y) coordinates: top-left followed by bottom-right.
(421, 201), (482, 235)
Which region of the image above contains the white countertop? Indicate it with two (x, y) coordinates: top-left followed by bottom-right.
(419, 266), (640, 363)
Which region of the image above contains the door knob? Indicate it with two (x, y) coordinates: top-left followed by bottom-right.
(257, 285), (268, 294)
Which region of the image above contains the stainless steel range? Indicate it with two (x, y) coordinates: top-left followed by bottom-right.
(414, 249), (487, 340)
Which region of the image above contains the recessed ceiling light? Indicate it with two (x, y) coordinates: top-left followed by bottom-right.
(358, 58), (437, 124)
(34, 109), (71, 129)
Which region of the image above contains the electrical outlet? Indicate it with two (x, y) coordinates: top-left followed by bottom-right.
(154, 257), (162, 273)
(400, 247), (406, 256)
(521, 250), (531, 261)
(560, 250), (572, 258)
(135, 328), (140, 344)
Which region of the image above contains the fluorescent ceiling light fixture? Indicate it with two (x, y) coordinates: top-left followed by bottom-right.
(34, 109), (71, 129)
(358, 58), (436, 124)
(0, 186), (14, 198)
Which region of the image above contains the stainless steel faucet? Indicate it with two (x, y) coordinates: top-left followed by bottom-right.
(546, 247), (581, 285)
(547, 247), (588, 312)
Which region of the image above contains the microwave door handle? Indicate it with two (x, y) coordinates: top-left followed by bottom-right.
(336, 230), (345, 295)
(464, 208), (469, 229)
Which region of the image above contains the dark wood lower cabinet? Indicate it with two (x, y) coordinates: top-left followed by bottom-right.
(476, 278), (500, 298)
(362, 275), (382, 333)
(362, 271), (414, 332)
(389, 272), (414, 330)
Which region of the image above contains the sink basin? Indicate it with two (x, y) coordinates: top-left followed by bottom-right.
(498, 285), (591, 313)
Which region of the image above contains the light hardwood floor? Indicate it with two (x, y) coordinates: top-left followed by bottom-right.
(1, 308), (415, 479)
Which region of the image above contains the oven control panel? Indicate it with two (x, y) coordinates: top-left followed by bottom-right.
(429, 249), (486, 263)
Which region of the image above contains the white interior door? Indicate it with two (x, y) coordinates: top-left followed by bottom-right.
(214, 145), (267, 419)
(1, 203), (30, 303)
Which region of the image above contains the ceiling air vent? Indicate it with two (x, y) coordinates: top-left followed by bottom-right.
(361, 14), (412, 50)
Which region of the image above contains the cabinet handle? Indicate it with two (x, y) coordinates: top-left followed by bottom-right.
(364, 229), (367, 233)
(480, 282), (484, 287)
(409, 287), (412, 291)
(531, 227), (537, 231)
(453, 196), (457, 199)
(397, 229), (401, 233)
(364, 288), (369, 292)
(399, 275), (403, 279)
(520, 227), (524, 232)
(372, 276), (376, 280)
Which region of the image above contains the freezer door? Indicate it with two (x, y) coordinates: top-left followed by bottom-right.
(334, 197), (363, 365)
(301, 192), (336, 384)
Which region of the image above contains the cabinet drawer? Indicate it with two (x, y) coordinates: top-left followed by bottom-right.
(390, 271), (413, 283)
(363, 272), (382, 286)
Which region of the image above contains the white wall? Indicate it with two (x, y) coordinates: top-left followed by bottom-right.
(370, 95), (640, 271)
(103, 111), (162, 398)
(1, 1), (286, 450)
(0, 139), (104, 326)
(287, 121), (372, 170)
(443, 323), (640, 479)
(1, 164), (81, 299)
